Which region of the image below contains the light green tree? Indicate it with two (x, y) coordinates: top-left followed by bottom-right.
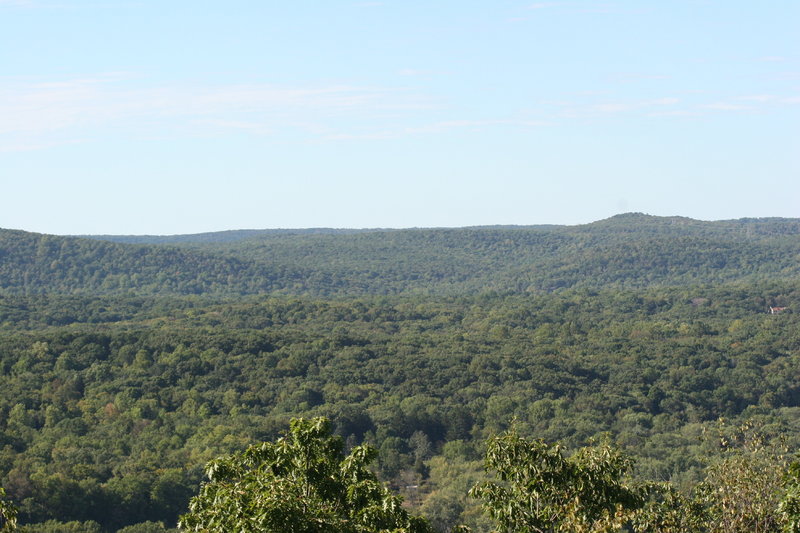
(693, 421), (791, 533)
(179, 417), (433, 533)
(0, 488), (18, 532)
(469, 427), (644, 532)
(630, 484), (705, 533)
(780, 459), (800, 533)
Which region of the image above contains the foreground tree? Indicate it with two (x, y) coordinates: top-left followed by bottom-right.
(467, 422), (800, 533)
(693, 421), (793, 533)
(469, 427), (644, 532)
(179, 417), (432, 533)
(780, 459), (800, 533)
(0, 488), (17, 532)
(630, 484), (705, 533)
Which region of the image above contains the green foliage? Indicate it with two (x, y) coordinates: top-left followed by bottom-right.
(2, 283), (800, 528)
(469, 426), (644, 532)
(417, 450), (490, 533)
(781, 459), (800, 532)
(631, 484), (706, 533)
(179, 417), (433, 533)
(693, 421), (792, 532)
(469, 424), (800, 532)
(0, 488), (18, 531)
(5, 215), (800, 297)
(16, 519), (102, 532)
(4, 215), (800, 529)
(117, 521), (177, 533)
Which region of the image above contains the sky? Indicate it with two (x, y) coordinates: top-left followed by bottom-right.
(1, 1), (798, 235)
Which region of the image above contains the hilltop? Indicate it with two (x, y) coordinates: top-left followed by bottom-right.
(3, 214), (800, 297)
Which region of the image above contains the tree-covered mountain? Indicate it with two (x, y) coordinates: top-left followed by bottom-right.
(3, 214), (800, 297)
(3, 214), (800, 531)
(79, 228), (384, 245)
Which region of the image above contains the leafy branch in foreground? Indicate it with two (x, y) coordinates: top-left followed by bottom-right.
(693, 421), (794, 533)
(469, 426), (645, 532)
(781, 459), (800, 533)
(179, 417), (432, 533)
(468, 421), (800, 533)
(0, 488), (18, 532)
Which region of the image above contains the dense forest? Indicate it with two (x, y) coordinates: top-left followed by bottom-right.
(4, 213), (800, 297)
(2, 214), (800, 531)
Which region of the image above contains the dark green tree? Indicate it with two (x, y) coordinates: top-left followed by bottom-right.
(16, 520), (102, 533)
(179, 417), (432, 533)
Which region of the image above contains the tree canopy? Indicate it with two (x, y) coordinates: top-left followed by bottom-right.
(470, 427), (644, 532)
(3, 215), (800, 530)
(179, 417), (432, 533)
(0, 488), (17, 532)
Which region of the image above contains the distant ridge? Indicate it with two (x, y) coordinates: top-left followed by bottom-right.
(78, 227), (390, 245)
(80, 225), (563, 245)
(72, 213), (800, 244)
(3, 214), (800, 297)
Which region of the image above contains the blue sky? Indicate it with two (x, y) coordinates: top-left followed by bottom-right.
(1, 1), (798, 234)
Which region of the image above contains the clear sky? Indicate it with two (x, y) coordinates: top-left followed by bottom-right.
(1, 1), (798, 235)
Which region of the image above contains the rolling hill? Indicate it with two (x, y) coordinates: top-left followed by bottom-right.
(3, 214), (800, 297)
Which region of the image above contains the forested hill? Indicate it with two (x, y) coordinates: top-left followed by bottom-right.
(3, 215), (800, 531)
(3, 214), (800, 296)
(80, 228), (384, 245)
